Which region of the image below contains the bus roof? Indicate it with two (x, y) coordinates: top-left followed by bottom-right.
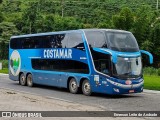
(11, 29), (131, 39)
(81, 29), (131, 33)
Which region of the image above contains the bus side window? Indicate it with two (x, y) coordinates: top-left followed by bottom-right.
(50, 36), (56, 48)
(31, 37), (40, 48)
(42, 36), (50, 48)
(10, 38), (22, 49)
(61, 34), (68, 48)
(22, 38), (31, 49)
(49, 34), (65, 48)
(85, 31), (107, 48)
(99, 60), (110, 75)
(67, 33), (85, 50)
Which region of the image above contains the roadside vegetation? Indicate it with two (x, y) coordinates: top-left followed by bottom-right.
(0, 60), (8, 74)
(143, 67), (160, 91)
(0, 68), (8, 74)
(144, 75), (160, 91)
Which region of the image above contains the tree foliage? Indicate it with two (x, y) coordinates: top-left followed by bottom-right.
(112, 7), (134, 30)
(0, 22), (18, 59)
(0, 0), (159, 66)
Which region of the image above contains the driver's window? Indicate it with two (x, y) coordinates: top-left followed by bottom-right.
(99, 59), (110, 75)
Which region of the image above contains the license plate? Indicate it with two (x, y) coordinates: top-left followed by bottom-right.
(129, 90), (134, 93)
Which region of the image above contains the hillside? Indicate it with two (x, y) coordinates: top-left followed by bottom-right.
(0, 0), (160, 65)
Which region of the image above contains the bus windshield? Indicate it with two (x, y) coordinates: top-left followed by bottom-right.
(85, 30), (139, 52)
(106, 32), (139, 52)
(113, 57), (142, 79)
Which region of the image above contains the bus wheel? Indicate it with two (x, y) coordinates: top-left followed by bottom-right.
(69, 78), (78, 94)
(19, 73), (26, 86)
(27, 74), (33, 87)
(82, 80), (91, 96)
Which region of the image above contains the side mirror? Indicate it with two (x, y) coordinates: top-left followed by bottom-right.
(140, 50), (153, 64)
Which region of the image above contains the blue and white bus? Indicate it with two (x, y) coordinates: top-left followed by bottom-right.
(9, 29), (153, 95)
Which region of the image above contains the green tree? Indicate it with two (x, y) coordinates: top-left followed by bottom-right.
(0, 22), (18, 59)
(53, 15), (81, 31)
(132, 5), (153, 46)
(43, 14), (55, 32)
(141, 40), (153, 52)
(97, 22), (111, 28)
(0, 11), (4, 23)
(21, 3), (40, 34)
(151, 22), (160, 57)
(112, 7), (134, 30)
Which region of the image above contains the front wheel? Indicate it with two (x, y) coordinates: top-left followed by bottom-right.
(27, 74), (34, 87)
(69, 78), (79, 94)
(82, 80), (92, 96)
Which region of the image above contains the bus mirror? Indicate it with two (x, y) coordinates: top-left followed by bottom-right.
(140, 50), (153, 64)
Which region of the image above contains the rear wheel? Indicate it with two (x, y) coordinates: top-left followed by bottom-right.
(19, 73), (26, 86)
(82, 80), (92, 96)
(69, 78), (79, 94)
(27, 74), (33, 87)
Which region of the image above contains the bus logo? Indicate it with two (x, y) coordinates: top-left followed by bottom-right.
(10, 50), (21, 76)
(125, 80), (132, 85)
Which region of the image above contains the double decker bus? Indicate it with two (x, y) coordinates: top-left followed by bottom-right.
(9, 29), (153, 95)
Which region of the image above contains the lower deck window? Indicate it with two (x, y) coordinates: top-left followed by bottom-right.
(32, 59), (89, 74)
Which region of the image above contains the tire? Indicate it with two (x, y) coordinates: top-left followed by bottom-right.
(26, 74), (34, 87)
(19, 73), (26, 86)
(69, 78), (79, 94)
(82, 80), (92, 96)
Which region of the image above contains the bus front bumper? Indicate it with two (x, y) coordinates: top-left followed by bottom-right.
(106, 79), (144, 94)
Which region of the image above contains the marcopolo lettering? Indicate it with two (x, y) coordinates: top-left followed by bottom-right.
(44, 49), (72, 59)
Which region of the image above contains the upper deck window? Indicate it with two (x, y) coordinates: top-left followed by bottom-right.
(85, 31), (107, 48)
(10, 34), (66, 49)
(10, 32), (84, 50)
(61, 32), (85, 50)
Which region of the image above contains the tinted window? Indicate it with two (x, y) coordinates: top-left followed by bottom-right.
(48, 34), (66, 48)
(85, 31), (107, 48)
(91, 51), (111, 75)
(22, 38), (32, 49)
(10, 34), (67, 49)
(32, 59), (89, 74)
(62, 33), (85, 50)
(10, 38), (22, 49)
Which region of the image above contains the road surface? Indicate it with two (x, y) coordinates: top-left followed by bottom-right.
(0, 74), (160, 111)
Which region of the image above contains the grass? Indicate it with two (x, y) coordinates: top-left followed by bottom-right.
(144, 75), (160, 91)
(0, 68), (159, 90)
(0, 68), (9, 74)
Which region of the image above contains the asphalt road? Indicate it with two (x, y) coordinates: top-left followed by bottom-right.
(0, 74), (160, 111)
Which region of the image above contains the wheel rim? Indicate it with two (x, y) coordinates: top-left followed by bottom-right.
(70, 80), (77, 91)
(21, 75), (25, 84)
(83, 82), (90, 94)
